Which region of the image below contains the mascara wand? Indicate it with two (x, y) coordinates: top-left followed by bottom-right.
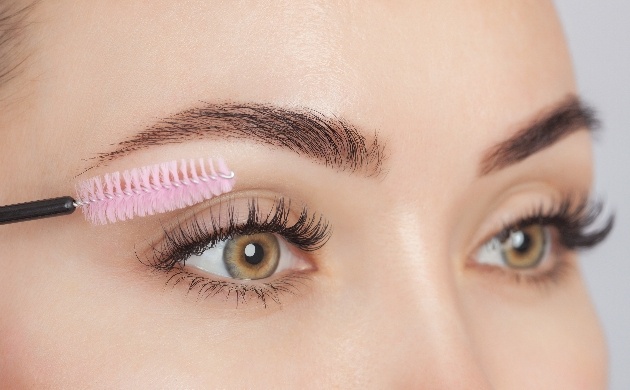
(0, 197), (77, 225)
(0, 157), (235, 226)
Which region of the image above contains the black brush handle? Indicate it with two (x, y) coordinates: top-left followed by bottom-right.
(0, 196), (76, 225)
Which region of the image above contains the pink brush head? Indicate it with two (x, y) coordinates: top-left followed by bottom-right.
(75, 157), (236, 224)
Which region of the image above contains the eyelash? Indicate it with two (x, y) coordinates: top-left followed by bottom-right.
(139, 198), (331, 306)
(475, 196), (614, 286)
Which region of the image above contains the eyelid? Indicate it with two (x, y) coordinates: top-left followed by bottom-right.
(136, 195), (330, 274)
(135, 192), (301, 253)
(133, 195), (329, 307)
(463, 190), (563, 257)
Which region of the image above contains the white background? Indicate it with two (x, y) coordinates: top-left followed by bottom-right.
(554, 1), (630, 388)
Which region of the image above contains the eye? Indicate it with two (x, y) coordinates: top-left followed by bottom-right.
(138, 198), (330, 306)
(184, 233), (311, 280)
(467, 197), (614, 286)
(475, 225), (551, 270)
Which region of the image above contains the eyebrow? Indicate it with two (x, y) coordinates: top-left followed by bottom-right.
(91, 103), (385, 177)
(479, 96), (598, 175)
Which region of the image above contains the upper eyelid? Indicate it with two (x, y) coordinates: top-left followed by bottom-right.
(478, 196), (612, 255)
(137, 196), (331, 271)
(460, 191), (595, 257)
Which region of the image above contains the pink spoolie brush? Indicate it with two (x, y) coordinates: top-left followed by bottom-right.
(0, 157), (236, 225)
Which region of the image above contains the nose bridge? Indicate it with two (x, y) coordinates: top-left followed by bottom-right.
(360, 204), (492, 388)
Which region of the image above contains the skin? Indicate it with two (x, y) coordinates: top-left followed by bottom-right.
(0, 1), (607, 388)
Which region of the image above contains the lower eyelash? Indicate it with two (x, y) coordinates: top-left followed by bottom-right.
(475, 246), (575, 288)
(518, 255), (574, 287)
(163, 268), (312, 308)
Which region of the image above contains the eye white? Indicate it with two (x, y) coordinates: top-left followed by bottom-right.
(475, 237), (505, 266)
(184, 234), (309, 279)
(474, 228), (551, 268)
(185, 240), (230, 277)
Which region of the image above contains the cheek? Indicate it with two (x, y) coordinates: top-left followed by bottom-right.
(0, 266), (210, 388)
(459, 274), (607, 388)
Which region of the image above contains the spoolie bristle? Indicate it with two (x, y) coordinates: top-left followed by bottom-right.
(75, 157), (236, 224)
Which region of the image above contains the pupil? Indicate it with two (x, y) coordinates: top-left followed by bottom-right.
(244, 243), (264, 265)
(513, 231), (531, 253)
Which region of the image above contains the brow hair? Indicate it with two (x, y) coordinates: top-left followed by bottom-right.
(92, 102), (386, 177)
(479, 96), (597, 175)
(0, 1), (38, 91)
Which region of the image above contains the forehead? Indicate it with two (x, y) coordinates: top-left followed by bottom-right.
(38, 1), (571, 110)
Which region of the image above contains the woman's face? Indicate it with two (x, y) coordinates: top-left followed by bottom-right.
(0, 1), (608, 388)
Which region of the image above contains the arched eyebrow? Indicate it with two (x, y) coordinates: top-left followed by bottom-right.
(479, 96), (598, 176)
(90, 102), (385, 177)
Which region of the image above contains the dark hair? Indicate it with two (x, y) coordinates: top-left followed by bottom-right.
(0, 1), (38, 92)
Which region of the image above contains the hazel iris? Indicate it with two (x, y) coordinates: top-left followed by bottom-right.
(223, 233), (280, 279)
(501, 225), (549, 269)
